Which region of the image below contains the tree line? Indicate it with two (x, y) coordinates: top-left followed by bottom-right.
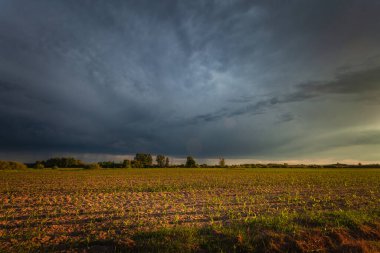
(22, 154), (205, 169)
(98, 154), (169, 168)
(1, 155), (380, 170)
(26, 154), (181, 169)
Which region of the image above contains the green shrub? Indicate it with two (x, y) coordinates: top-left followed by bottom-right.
(34, 163), (45, 169)
(84, 163), (101, 170)
(0, 160), (27, 170)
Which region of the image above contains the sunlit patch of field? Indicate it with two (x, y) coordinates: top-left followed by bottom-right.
(1, 168), (379, 252)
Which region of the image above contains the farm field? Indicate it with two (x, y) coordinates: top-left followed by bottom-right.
(1, 168), (380, 252)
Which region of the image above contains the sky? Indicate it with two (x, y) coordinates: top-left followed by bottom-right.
(0, 0), (380, 164)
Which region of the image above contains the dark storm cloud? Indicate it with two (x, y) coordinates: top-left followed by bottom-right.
(0, 0), (380, 162)
(187, 64), (380, 125)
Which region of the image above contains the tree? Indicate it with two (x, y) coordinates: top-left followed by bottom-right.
(185, 156), (197, 168)
(165, 157), (170, 167)
(132, 160), (143, 168)
(133, 153), (152, 168)
(123, 159), (131, 168)
(219, 158), (225, 167)
(156, 155), (165, 168)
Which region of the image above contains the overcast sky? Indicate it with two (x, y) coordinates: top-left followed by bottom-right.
(0, 0), (380, 163)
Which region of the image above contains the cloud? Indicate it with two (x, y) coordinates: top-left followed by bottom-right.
(0, 0), (379, 162)
(186, 64), (380, 124)
(295, 66), (380, 97)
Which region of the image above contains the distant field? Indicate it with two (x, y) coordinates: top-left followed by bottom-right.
(1, 168), (379, 252)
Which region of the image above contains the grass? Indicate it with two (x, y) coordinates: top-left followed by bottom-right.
(129, 210), (380, 253)
(0, 168), (379, 252)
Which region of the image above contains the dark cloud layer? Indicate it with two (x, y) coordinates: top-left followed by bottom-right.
(0, 0), (379, 162)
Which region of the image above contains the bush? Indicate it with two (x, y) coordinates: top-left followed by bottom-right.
(0, 160), (27, 170)
(84, 163), (101, 170)
(34, 163), (45, 169)
(52, 165), (59, 170)
(42, 157), (85, 168)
